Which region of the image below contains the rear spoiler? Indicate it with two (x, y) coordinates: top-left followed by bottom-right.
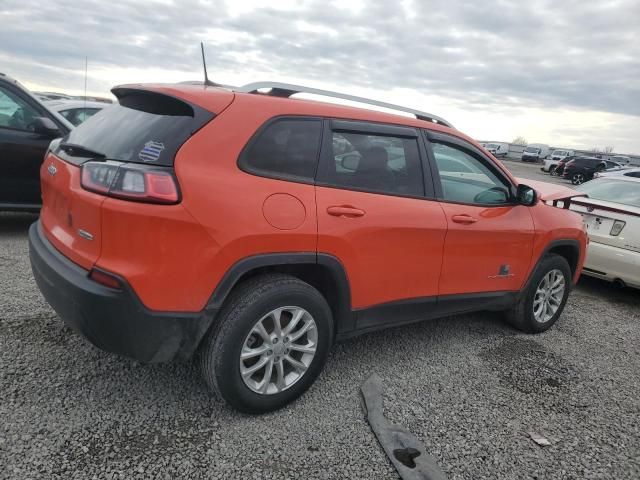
(567, 198), (640, 218)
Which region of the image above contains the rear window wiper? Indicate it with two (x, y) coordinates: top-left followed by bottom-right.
(59, 142), (106, 159)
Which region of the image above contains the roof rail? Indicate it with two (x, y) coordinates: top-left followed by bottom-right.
(237, 81), (453, 128)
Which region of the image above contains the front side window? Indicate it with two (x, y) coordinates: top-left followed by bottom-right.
(240, 118), (322, 181)
(0, 87), (40, 132)
(323, 131), (424, 196)
(432, 142), (511, 205)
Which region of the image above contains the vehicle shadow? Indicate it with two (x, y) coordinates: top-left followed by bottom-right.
(576, 275), (640, 307)
(0, 212), (39, 234)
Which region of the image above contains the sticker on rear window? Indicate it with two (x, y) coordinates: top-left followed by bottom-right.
(139, 141), (165, 162)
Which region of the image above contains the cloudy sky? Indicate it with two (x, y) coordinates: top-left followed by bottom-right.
(1, 0), (639, 152)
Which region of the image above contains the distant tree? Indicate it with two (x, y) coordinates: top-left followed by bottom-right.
(590, 147), (602, 153)
(604, 145), (615, 154)
(512, 136), (527, 146)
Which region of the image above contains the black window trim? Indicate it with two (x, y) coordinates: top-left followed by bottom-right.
(237, 115), (324, 186)
(423, 130), (519, 207)
(315, 119), (434, 200)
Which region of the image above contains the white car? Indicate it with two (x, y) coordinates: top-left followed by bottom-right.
(542, 158), (563, 173)
(484, 142), (509, 157)
(594, 167), (640, 179)
(570, 176), (640, 289)
(45, 100), (107, 126)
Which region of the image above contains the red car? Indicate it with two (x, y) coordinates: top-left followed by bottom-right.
(29, 82), (587, 412)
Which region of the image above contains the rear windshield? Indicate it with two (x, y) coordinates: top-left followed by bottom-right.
(56, 89), (214, 166)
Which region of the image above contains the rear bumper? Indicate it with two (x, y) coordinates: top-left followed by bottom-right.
(583, 240), (640, 288)
(29, 221), (215, 362)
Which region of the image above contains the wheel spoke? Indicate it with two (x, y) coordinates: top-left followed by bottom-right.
(289, 319), (315, 343)
(548, 295), (561, 306)
(241, 344), (271, 360)
(241, 356), (269, 377)
(288, 342), (317, 355)
(283, 308), (305, 336)
(260, 358), (274, 394)
(284, 354), (308, 372)
(271, 308), (283, 337)
(274, 360), (286, 391)
(253, 321), (271, 343)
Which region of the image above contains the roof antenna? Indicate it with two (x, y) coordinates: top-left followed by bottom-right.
(200, 42), (224, 87)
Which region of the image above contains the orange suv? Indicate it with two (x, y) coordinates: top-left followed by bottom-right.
(29, 82), (587, 412)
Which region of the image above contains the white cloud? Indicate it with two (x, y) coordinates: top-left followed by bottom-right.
(0, 0), (638, 152)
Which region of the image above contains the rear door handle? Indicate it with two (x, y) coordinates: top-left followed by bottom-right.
(327, 205), (366, 218)
(451, 214), (478, 224)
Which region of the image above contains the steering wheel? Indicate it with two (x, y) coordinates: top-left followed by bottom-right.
(474, 187), (509, 204)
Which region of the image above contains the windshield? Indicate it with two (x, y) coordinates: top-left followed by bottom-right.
(525, 147), (540, 153)
(486, 143), (500, 149)
(553, 150), (568, 156)
(576, 179), (640, 207)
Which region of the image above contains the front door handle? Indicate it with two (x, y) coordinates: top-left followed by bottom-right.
(451, 214), (478, 224)
(327, 205), (366, 218)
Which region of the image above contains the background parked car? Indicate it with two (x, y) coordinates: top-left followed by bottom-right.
(0, 73), (73, 210)
(484, 142), (509, 157)
(550, 155), (579, 176)
(595, 167), (640, 179)
(610, 155), (631, 165)
(550, 148), (574, 161)
(563, 157), (623, 185)
(46, 100), (107, 126)
(521, 143), (550, 162)
(571, 176), (640, 289)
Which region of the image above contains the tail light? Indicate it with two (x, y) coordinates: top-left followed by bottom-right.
(565, 160), (575, 167)
(81, 161), (179, 204)
(610, 220), (626, 236)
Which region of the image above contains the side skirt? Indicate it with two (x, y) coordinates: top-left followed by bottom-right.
(336, 291), (518, 341)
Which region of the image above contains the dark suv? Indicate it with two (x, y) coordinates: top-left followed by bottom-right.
(0, 73), (73, 210)
(562, 157), (620, 185)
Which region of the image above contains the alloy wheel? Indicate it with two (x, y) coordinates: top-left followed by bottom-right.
(533, 269), (565, 323)
(572, 173), (585, 185)
(239, 306), (318, 395)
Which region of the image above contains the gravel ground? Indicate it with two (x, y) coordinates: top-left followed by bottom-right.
(1, 162), (639, 479)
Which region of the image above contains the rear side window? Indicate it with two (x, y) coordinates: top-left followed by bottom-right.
(322, 131), (424, 197)
(57, 89), (214, 166)
(239, 118), (322, 181)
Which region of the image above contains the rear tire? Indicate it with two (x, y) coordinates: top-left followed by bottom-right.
(550, 166), (558, 176)
(199, 274), (333, 413)
(504, 254), (572, 333)
(572, 173), (586, 185)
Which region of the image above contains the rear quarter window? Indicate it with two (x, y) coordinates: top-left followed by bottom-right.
(238, 118), (322, 182)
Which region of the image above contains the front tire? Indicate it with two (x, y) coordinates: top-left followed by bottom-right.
(504, 254), (572, 333)
(199, 274), (333, 413)
(550, 166), (558, 176)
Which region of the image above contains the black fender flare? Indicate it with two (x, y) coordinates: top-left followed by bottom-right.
(206, 252), (354, 334)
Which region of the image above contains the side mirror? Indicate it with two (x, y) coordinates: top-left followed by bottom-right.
(516, 184), (538, 206)
(32, 117), (61, 137)
(340, 153), (360, 171)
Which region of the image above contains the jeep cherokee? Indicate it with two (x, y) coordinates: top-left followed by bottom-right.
(29, 81), (587, 413)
